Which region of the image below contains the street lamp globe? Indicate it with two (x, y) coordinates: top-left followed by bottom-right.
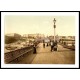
(53, 18), (56, 28)
(53, 18), (56, 25)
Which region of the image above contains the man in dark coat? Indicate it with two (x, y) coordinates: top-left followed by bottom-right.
(43, 42), (45, 48)
(53, 40), (57, 51)
(33, 44), (37, 54)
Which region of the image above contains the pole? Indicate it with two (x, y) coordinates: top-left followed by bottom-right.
(53, 18), (56, 42)
(53, 18), (57, 51)
(54, 26), (55, 42)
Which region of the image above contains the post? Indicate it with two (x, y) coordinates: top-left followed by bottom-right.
(54, 25), (56, 42)
(53, 18), (56, 42)
(53, 18), (57, 51)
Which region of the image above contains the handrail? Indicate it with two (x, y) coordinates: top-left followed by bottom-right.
(4, 45), (34, 63)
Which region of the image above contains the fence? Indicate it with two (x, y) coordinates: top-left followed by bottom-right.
(4, 45), (33, 63)
(59, 39), (75, 50)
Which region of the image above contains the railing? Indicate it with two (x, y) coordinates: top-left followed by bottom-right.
(4, 45), (34, 63)
(59, 39), (75, 50)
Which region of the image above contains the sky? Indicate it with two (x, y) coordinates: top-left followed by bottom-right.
(4, 15), (75, 36)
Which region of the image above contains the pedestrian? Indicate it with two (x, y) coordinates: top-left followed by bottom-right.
(53, 40), (57, 51)
(49, 40), (51, 46)
(33, 44), (37, 54)
(52, 41), (55, 51)
(46, 42), (48, 46)
(43, 42), (45, 48)
(51, 41), (53, 51)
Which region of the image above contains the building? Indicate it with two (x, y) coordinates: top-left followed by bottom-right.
(5, 33), (21, 38)
(28, 33), (45, 39)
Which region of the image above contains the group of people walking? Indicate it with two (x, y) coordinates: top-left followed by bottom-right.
(33, 40), (58, 54)
(43, 42), (49, 48)
(50, 40), (57, 51)
(43, 40), (58, 51)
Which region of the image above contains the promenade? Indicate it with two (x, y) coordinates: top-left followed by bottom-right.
(11, 43), (75, 64)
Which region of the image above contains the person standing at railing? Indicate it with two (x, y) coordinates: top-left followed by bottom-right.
(43, 40), (45, 48)
(33, 44), (37, 54)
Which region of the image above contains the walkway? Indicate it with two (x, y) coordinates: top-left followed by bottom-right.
(10, 43), (75, 64)
(31, 43), (75, 64)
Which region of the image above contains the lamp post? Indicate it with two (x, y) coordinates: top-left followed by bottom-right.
(53, 18), (56, 42)
(53, 18), (57, 51)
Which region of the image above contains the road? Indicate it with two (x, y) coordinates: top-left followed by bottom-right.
(10, 43), (75, 64)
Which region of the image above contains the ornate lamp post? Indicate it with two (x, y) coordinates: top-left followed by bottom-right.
(53, 18), (56, 42)
(53, 18), (57, 51)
